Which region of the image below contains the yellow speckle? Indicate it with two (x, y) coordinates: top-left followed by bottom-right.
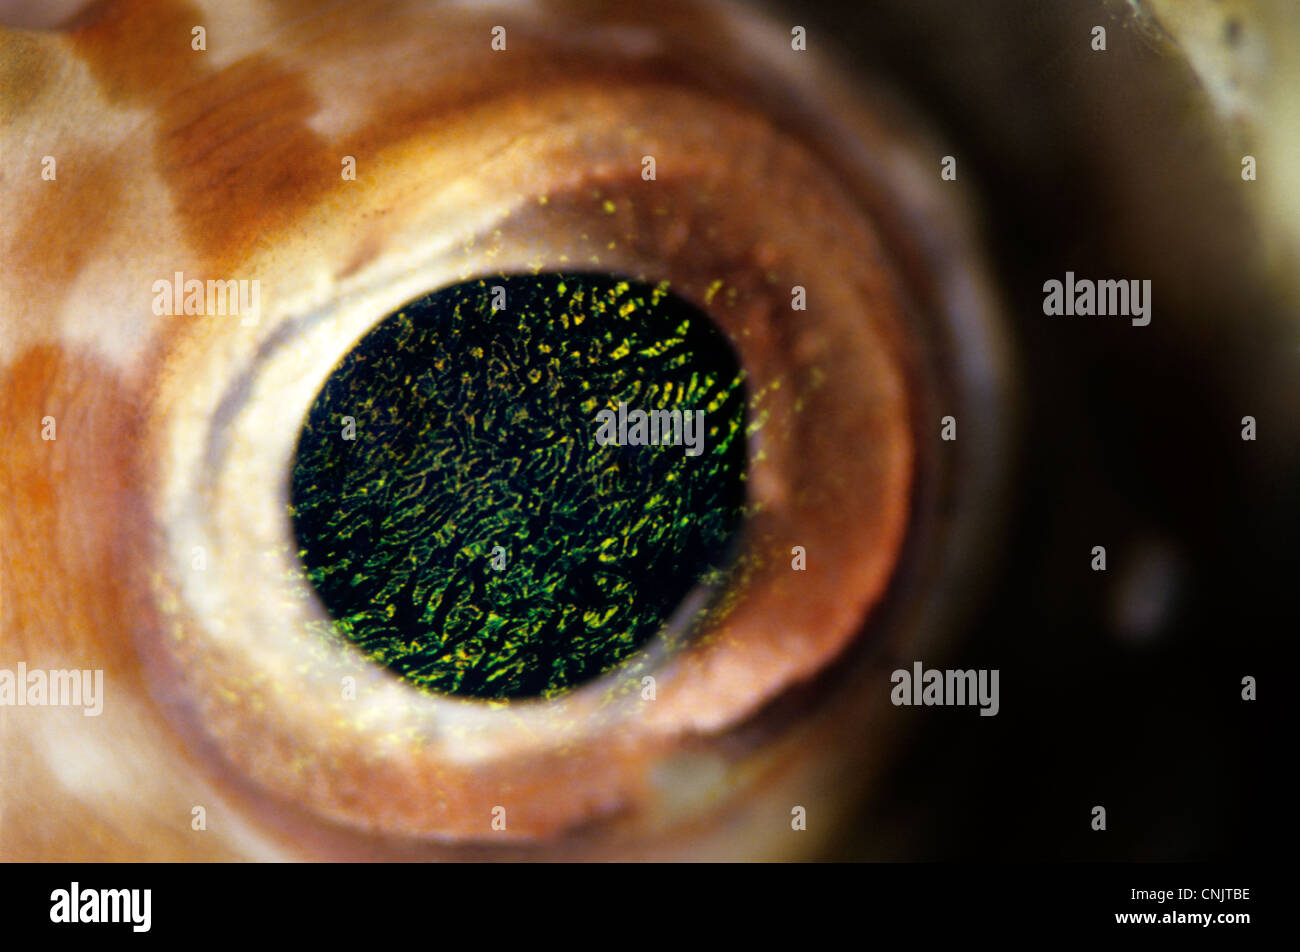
(602, 199), (617, 214)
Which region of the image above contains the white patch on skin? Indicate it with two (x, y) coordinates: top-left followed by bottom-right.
(33, 708), (288, 859)
(55, 172), (196, 373)
(191, 0), (281, 70)
(0, 44), (166, 373)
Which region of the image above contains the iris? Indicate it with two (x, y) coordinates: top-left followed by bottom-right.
(290, 274), (748, 699)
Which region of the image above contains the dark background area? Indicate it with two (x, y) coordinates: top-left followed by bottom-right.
(793, 0), (1289, 860)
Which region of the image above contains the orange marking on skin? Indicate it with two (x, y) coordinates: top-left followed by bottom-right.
(0, 345), (150, 661)
(0, 345), (255, 861)
(8, 150), (125, 292)
(69, 0), (334, 270)
(152, 54), (334, 267)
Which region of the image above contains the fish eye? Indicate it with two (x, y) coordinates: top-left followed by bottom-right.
(289, 273), (750, 701)
(141, 28), (976, 841)
(1, 0), (1286, 861)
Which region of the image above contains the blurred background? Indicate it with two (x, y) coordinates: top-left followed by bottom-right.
(802, 0), (1292, 859)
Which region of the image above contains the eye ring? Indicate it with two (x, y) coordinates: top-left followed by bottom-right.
(140, 23), (1012, 848)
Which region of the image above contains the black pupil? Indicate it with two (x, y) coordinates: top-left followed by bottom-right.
(289, 274), (748, 699)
